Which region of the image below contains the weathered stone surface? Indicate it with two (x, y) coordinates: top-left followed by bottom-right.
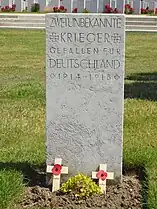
(46, 13), (125, 181)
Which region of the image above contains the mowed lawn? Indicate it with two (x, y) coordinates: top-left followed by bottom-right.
(0, 30), (157, 209)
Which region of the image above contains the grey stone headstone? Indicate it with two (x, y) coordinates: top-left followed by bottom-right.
(141, 0), (146, 8)
(111, 0), (116, 8)
(149, 0), (155, 10)
(1, 0), (12, 7)
(116, 0), (124, 13)
(46, 13), (125, 181)
(130, 0), (134, 8)
(145, 0), (154, 9)
(86, 0), (98, 12)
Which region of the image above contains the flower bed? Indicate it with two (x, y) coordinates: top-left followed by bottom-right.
(104, 4), (119, 13)
(141, 7), (154, 14)
(1, 4), (16, 12)
(125, 4), (134, 14)
(0, 1), (157, 15)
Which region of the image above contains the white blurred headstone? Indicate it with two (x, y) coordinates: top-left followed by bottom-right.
(111, 0), (116, 8)
(1, 0), (12, 7)
(154, 0), (157, 13)
(141, 0), (147, 9)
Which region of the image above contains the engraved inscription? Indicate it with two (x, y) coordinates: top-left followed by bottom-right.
(49, 72), (121, 81)
(49, 47), (121, 56)
(47, 16), (123, 82)
(48, 58), (120, 70)
(49, 32), (122, 44)
(49, 17), (122, 28)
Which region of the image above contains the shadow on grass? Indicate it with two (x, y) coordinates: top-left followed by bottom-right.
(0, 162), (46, 187)
(125, 72), (157, 101)
(123, 163), (149, 209)
(126, 72), (157, 82)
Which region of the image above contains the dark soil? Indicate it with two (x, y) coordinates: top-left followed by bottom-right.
(20, 175), (142, 209)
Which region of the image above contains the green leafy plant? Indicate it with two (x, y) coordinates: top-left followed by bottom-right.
(82, 8), (90, 13)
(31, 3), (40, 12)
(61, 173), (101, 198)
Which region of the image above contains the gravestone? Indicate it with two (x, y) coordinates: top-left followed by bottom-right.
(111, 0), (116, 8)
(154, 0), (157, 12)
(141, 0), (146, 9)
(130, 0), (134, 8)
(148, 0), (155, 10)
(1, 0), (12, 7)
(46, 13), (125, 181)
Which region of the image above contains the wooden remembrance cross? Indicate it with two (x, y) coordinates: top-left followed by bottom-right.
(92, 164), (114, 194)
(46, 158), (68, 192)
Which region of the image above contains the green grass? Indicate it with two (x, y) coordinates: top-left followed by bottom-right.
(0, 30), (157, 209)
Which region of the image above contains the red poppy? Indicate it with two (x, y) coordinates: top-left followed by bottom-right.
(53, 6), (58, 12)
(59, 5), (65, 10)
(52, 164), (62, 175)
(72, 8), (77, 13)
(96, 170), (108, 180)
